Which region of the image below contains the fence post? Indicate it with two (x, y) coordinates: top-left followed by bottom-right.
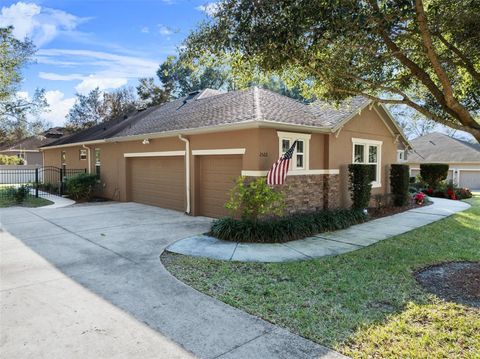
(35, 168), (39, 198)
(60, 167), (63, 196)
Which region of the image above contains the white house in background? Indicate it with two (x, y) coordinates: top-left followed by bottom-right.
(408, 132), (480, 189)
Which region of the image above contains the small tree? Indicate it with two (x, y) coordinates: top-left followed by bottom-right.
(225, 176), (284, 220)
(420, 163), (449, 189)
(348, 164), (373, 210)
(390, 164), (410, 206)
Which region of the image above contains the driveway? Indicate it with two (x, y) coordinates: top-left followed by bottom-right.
(0, 202), (343, 359)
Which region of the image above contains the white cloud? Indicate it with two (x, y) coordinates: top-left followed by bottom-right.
(196, 2), (220, 17)
(157, 24), (173, 36)
(37, 49), (159, 93)
(75, 76), (128, 93)
(141, 26), (149, 33)
(42, 90), (75, 126)
(0, 2), (88, 46)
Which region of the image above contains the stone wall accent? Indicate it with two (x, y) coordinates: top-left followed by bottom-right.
(244, 174), (342, 214)
(282, 175), (325, 214)
(323, 174), (341, 209)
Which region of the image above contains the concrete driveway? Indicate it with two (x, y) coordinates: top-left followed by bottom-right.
(0, 202), (342, 359)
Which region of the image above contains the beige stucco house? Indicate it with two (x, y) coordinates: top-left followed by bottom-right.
(408, 132), (480, 189)
(41, 87), (409, 218)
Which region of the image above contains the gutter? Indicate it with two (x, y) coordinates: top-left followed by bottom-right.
(82, 144), (91, 174)
(178, 135), (191, 214)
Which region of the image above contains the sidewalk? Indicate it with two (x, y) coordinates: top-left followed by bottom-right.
(166, 198), (471, 262)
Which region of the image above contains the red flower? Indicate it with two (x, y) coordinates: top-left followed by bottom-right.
(427, 188), (433, 195)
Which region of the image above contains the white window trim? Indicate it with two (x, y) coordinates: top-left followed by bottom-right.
(79, 149), (87, 160)
(192, 148), (246, 156)
(95, 148), (101, 166)
(277, 131), (311, 171)
(351, 138), (382, 188)
(397, 149), (406, 163)
(124, 151), (185, 158)
(241, 169), (339, 176)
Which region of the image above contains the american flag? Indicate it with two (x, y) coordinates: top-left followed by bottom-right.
(267, 140), (297, 185)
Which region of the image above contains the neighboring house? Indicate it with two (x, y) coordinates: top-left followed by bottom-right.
(408, 132), (480, 189)
(0, 127), (70, 166)
(41, 87), (409, 218)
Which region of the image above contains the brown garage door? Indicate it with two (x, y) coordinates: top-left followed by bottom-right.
(127, 157), (185, 211)
(459, 170), (480, 189)
(197, 155), (242, 218)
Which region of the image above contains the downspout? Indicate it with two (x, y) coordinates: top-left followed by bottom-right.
(82, 144), (91, 174)
(178, 135), (191, 214)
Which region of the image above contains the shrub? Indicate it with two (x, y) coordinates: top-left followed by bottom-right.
(210, 208), (367, 243)
(65, 173), (98, 200)
(420, 163), (449, 189)
(14, 184), (30, 203)
(456, 187), (472, 199)
(0, 154), (24, 165)
(390, 164), (410, 206)
(225, 176), (284, 220)
(348, 164), (373, 210)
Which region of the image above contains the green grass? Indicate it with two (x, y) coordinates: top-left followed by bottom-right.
(0, 196), (53, 208)
(162, 196), (480, 358)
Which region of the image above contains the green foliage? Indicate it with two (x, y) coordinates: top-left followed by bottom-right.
(1, 27), (49, 145)
(65, 173), (98, 200)
(211, 209), (367, 243)
(348, 164), (373, 210)
(185, 0), (480, 142)
(0, 184), (31, 203)
(0, 154), (24, 165)
(66, 87), (138, 131)
(420, 163), (449, 189)
(390, 164), (410, 206)
(226, 176), (284, 220)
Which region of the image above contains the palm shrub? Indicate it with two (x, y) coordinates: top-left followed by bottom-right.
(390, 164), (410, 206)
(348, 164), (373, 210)
(420, 163), (449, 189)
(65, 173), (98, 200)
(225, 176), (284, 220)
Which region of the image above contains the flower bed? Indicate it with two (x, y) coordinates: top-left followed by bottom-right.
(210, 208), (367, 243)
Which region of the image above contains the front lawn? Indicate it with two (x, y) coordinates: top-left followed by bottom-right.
(162, 196), (480, 358)
(0, 196), (53, 208)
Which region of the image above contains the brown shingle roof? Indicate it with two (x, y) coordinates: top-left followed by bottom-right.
(408, 132), (480, 163)
(42, 87), (387, 147)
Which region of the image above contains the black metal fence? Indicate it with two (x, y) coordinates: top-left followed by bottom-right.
(0, 166), (86, 200)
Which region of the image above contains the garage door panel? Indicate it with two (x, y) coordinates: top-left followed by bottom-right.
(198, 155), (242, 218)
(459, 171), (480, 189)
(128, 157), (185, 211)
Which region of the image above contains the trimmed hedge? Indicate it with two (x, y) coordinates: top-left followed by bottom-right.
(390, 164), (410, 206)
(420, 163), (449, 189)
(348, 164), (373, 209)
(65, 173), (98, 200)
(210, 209), (367, 243)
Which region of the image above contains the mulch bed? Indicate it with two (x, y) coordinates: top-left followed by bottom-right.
(415, 262), (480, 308)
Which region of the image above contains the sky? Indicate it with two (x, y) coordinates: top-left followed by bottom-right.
(0, 0), (216, 126)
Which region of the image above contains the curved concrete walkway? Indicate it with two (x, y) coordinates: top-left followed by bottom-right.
(166, 198), (471, 262)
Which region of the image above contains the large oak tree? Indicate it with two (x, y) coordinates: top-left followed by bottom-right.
(186, 0), (480, 142)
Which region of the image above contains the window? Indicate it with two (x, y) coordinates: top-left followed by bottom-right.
(352, 138), (382, 187)
(79, 149), (87, 160)
(95, 148), (101, 176)
(397, 150), (406, 162)
(277, 132), (311, 171)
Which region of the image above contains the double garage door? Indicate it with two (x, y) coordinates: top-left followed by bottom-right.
(127, 155), (241, 217)
(459, 171), (480, 189)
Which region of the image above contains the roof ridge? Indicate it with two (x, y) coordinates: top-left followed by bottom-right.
(253, 86), (262, 121)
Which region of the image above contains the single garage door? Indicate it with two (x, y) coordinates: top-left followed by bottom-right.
(127, 157), (185, 211)
(459, 170), (480, 189)
(197, 155), (242, 218)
